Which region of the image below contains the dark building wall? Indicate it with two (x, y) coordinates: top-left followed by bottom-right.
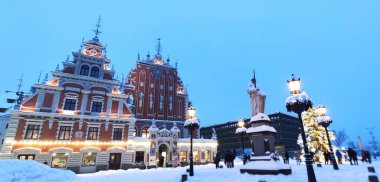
(200, 112), (301, 156)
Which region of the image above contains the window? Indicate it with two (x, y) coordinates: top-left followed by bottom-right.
(18, 154), (35, 160)
(113, 128), (123, 140)
(80, 65), (89, 76)
(51, 153), (68, 168)
(180, 151), (187, 162)
(141, 127), (148, 138)
(63, 99), (76, 111)
(58, 126), (71, 140)
(25, 124), (40, 139)
(90, 67), (99, 78)
(91, 101), (102, 113)
(82, 152), (97, 167)
(133, 127), (137, 137)
(87, 127), (99, 140)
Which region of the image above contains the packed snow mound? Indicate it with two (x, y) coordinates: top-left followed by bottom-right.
(285, 91), (311, 104)
(250, 113), (270, 122)
(0, 159), (76, 182)
(241, 160), (291, 170)
(246, 125), (276, 133)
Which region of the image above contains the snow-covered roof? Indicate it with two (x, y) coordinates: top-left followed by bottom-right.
(246, 125), (276, 133)
(184, 118), (200, 127)
(235, 127), (247, 134)
(250, 113), (271, 122)
(170, 122), (180, 133)
(317, 116), (332, 124)
(148, 120), (159, 132)
(285, 91), (311, 105)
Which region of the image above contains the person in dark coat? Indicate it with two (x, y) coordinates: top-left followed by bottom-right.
(224, 152), (231, 168)
(231, 152), (236, 168)
(242, 153), (247, 165)
(361, 150), (368, 163)
(335, 150), (343, 164)
(347, 148), (355, 165)
(284, 151), (290, 164)
(365, 150), (372, 164)
(324, 151), (330, 165)
(214, 154), (220, 169)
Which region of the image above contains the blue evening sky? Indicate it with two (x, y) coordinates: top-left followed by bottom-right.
(1, 0), (379, 145)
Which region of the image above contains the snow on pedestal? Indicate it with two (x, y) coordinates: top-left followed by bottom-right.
(246, 125), (276, 134)
(285, 91), (311, 105)
(184, 118), (200, 127)
(235, 127), (247, 134)
(317, 116), (332, 124)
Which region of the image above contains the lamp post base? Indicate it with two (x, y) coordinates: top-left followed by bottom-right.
(304, 153), (317, 182)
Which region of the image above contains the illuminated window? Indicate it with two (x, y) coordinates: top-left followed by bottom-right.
(51, 153), (68, 168)
(18, 154), (35, 160)
(113, 128), (123, 140)
(90, 67), (99, 78)
(133, 127), (137, 137)
(80, 65), (89, 76)
(180, 151), (187, 162)
(194, 151), (200, 162)
(25, 124), (40, 139)
(91, 101), (102, 113)
(141, 127), (148, 138)
(58, 126), (71, 140)
(63, 99), (76, 111)
(82, 152), (97, 167)
(87, 127), (99, 140)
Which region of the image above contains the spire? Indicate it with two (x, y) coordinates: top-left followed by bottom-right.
(104, 43), (108, 55)
(55, 64), (60, 71)
(166, 56), (170, 65)
(65, 55), (69, 62)
(80, 37), (84, 51)
(175, 60), (178, 68)
(43, 73), (48, 83)
(251, 69), (257, 88)
(37, 71), (42, 83)
(92, 16), (102, 41)
(137, 52), (140, 61)
(156, 38), (161, 55)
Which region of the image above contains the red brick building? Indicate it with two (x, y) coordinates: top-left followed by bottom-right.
(0, 23), (217, 173)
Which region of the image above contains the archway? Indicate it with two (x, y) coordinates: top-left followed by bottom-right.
(158, 144), (169, 167)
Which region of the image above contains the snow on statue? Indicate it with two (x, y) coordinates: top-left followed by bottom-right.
(298, 108), (336, 163)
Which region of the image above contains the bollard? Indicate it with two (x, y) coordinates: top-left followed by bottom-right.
(186, 168), (190, 172)
(369, 175), (379, 182)
(369, 167), (376, 173)
(181, 174), (188, 182)
(317, 164), (322, 168)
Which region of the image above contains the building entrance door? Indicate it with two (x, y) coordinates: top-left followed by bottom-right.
(109, 153), (121, 170)
(158, 144), (168, 167)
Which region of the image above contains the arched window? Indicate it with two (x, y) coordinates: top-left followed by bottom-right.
(90, 67), (99, 78)
(134, 127), (137, 137)
(142, 127), (149, 138)
(80, 65), (89, 76)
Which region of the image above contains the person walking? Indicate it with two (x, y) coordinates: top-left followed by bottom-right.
(352, 149), (359, 165)
(284, 151), (289, 164)
(324, 151), (330, 165)
(214, 154), (220, 169)
(295, 151), (301, 165)
(231, 152), (236, 168)
(335, 150), (343, 164)
(365, 150), (372, 164)
(361, 150), (368, 163)
(347, 148), (355, 165)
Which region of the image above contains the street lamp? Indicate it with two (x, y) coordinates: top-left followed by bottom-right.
(285, 74), (317, 182)
(316, 106), (339, 170)
(185, 106), (200, 177)
(236, 119), (247, 165)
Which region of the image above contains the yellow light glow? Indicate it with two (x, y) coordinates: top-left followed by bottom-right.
(60, 110), (76, 115)
(46, 79), (59, 87)
(287, 80), (301, 94)
(238, 120), (245, 128)
(20, 107), (37, 112)
(315, 105), (327, 116)
(112, 88), (121, 95)
(188, 106), (196, 119)
(154, 59), (163, 65)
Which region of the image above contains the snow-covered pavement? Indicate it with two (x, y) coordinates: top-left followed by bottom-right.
(77, 160), (379, 182)
(0, 159), (378, 182)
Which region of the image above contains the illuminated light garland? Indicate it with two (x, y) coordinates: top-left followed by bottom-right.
(14, 140), (129, 146)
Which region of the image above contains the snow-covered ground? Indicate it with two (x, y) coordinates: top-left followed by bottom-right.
(0, 159), (379, 182)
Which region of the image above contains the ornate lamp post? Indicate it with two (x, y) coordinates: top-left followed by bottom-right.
(316, 105), (339, 170)
(285, 74), (317, 182)
(236, 119), (247, 164)
(185, 106), (200, 177)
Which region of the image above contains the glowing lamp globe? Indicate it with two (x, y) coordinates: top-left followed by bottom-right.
(188, 106), (196, 119)
(287, 74), (301, 94)
(238, 119), (245, 128)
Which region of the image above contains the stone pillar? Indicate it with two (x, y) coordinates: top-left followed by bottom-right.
(35, 90), (45, 110)
(106, 95), (113, 115)
(118, 99), (123, 116)
(51, 91), (62, 113)
(80, 91), (90, 114)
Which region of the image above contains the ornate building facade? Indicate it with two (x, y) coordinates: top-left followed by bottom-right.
(0, 23), (217, 173)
